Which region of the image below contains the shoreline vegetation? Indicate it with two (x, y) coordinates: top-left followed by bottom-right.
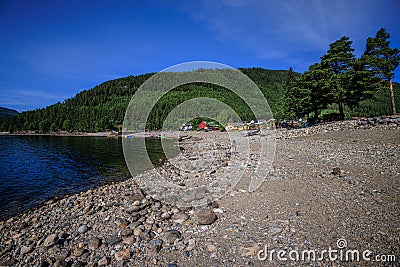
(0, 121), (399, 266)
(1, 115), (399, 137)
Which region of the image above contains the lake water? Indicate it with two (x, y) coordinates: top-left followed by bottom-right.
(0, 136), (172, 220)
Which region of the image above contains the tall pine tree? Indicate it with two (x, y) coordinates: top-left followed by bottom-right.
(321, 36), (355, 120)
(363, 28), (400, 115)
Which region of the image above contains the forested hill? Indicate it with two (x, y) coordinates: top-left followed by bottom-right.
(0, 68), (292, 132)
(0, 67), (398, 133)
(0, 107), (19, 118)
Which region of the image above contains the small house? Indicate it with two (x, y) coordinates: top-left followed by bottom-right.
(198, 121), (208, 131)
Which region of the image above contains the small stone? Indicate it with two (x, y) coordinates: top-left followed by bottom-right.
(55, 248), (70, 261)
(118, 219), (129, 229)
(126, 206), (141, 213)
(213, 208), (223, 214)
(105, 236), (122, 245)
(145, 217), (154, 225)
(206, 244), (216, 253)
(88, 237), (101, 250)
(147, 239), (163, 257)
(194, 208), (217, 225)
(150, 239), (163, 247)
(172, 212), (190, 224)
(133, 228), (143, 236)
(139, 230), (152, 241)
(162, 230), (182, 244)
(13, 233), (23, 239)
(73, 248), (84, 257)
(121, 228), (133, 236)
(77, 224), (88, 234)
(122, 236), (136, 244)
(332, 167), (341, 175)
(207, 201), (219, 208)
(44, 233), (58, 247)
(20, 246), (32, 255)
(129, 191), (145, 201)
(97, 256), (109, 266)
(186, 238), (196, 251)
(160, 212), (171, 220)
(133, 200), (141, 206)
(115, 249), (130, 261)
(147, 245), (161, 256)
(239, 243), (262, 256)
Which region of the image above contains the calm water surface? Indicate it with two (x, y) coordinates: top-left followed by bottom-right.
(0, 136), (171, 220)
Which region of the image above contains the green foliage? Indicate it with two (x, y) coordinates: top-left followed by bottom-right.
(363, 27), (400, 114)
(320, 36), (356, 119)
(363, 28), (400, 81)
(285, 29), (399, 121)
(285, 63), (331, 120)
(0, 69), (290, 132)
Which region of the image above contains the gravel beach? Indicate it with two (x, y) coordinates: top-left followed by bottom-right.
(0, 120), (399, 266)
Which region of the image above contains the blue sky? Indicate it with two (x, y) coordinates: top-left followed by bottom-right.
(0, 0), (399, 112)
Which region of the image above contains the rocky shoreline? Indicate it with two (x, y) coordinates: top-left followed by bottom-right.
(1, 120), (399, 266)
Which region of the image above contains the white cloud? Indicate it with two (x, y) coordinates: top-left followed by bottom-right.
(179, 0), (399, 72)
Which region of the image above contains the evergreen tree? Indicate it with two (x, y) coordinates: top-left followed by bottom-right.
(321, 36), (356, 120)
(283, 67), (297, 119)
(363, 28), (400, 115)
(301, 63), (331, 121)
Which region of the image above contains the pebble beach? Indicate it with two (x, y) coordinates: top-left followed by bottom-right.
(0, 119), (399, 266)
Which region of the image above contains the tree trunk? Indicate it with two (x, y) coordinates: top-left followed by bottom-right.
(338, 102), (344, 120)
(389, 79), (397, 115)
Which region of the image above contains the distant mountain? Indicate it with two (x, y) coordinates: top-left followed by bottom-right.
(0, 67), (398, 133)
(0, 107), (19, 118)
